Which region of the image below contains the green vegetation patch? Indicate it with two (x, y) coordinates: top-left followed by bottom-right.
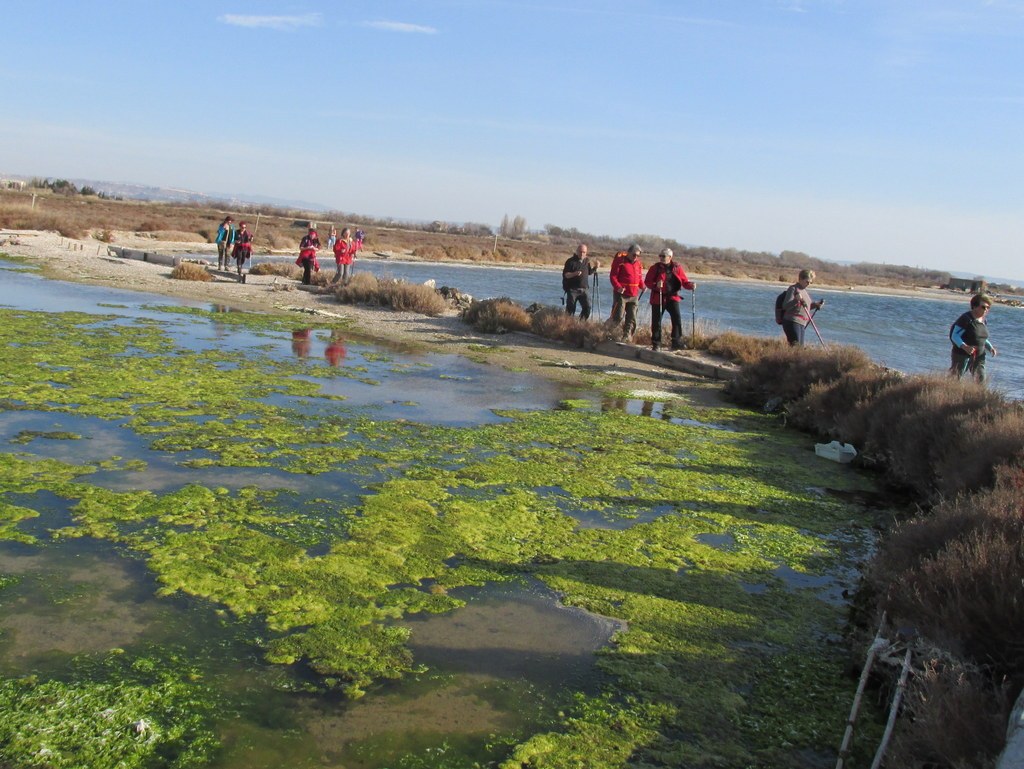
(0, 306), (884, 766)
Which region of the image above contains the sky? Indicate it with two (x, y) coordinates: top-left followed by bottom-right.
(2, 1), (1023, 281)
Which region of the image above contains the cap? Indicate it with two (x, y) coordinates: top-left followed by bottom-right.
(659, 248), (673, 258)
(628, 243), (642, 254)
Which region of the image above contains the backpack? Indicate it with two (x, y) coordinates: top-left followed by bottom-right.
(774, 290), (787, 325)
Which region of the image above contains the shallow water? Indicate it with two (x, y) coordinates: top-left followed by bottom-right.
(235, 255), (1024, 398)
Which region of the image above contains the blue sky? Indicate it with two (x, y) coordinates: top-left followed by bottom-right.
(2, 1), (1023, 281)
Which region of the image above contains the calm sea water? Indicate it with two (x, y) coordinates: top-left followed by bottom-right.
(345, 257), (1024, 399)
(158, 251), (1024, 400)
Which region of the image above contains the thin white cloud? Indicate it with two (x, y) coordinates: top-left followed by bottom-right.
(362, 20), (438, 34)
(219, 13), (323, 31)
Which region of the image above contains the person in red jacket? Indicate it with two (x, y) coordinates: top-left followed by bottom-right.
(608, 244), (640, 323)
(331, 227), (355, 285)
(296, 227), (321, 285)
(231, 221), (253, 277)
(609, 245), (645, 340)
(644, 248), (695, 351)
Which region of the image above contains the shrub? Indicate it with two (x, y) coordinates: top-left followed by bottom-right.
(705, 330), (784, 365)
(463, 298), (532, 334)
(884, 659), (1011, 769)
(170, 262), (212, 282)
(333, 273), (447, 316)
(866, 474), (1024, 681)
(725, 344), (875, 408)
(93, 229), (114, 243)
(249, 262), (301, 278)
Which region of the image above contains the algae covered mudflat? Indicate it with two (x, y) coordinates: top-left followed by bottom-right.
(0, 270), (886, 767)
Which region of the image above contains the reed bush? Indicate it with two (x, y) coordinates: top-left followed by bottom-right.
(249, 262), (301, 278)
(333, 273), (447, 316)
(462, 298), (532, 334)
(169, 263), (212, 282)
(867, 475), (1024, 681)
(883, 659), (1011, 769)
(704, 330), (784, 365)
(725, 344), (875, 408)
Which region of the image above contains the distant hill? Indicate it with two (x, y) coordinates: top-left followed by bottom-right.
(1, 173), (329, 213)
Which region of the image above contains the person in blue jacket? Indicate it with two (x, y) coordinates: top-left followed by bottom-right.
(215, 216), (234, 270)
(950, 293), (997, 383)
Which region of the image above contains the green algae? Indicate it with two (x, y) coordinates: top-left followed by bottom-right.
(0, 305), (888, 767)
(0, 650), (221, 769)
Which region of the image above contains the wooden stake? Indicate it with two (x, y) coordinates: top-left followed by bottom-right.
(836, 613), (889, 769)
(870, 648), (913, 769)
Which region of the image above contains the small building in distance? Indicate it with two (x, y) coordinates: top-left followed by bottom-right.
(943, 277), (987, 293)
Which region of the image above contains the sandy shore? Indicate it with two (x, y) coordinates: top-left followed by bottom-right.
(0, 230), (734, 404)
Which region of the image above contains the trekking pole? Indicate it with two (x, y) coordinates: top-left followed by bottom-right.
(592, 270), (600, 321)
(690, 285), (696, 346)
(807, 307), (827, 348)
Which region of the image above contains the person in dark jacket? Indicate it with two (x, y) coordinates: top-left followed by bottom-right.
(296, 227), (321, 285)
(950, 293), (997, 383)
(562, 243), (599, 320)
(644, 248), (695, 351)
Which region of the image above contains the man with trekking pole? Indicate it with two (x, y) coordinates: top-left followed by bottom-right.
(644, 248), (695, 351)
(781, 269), (825, 346)
(609, 244), (645, 341)
(562, 243), (599, 320)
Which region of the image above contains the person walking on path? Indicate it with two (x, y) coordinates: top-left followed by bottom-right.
(950, 293), (997, 383)
(781, 269), (825, 346)
(354, 229), (365, 253)
(296, 226), (321, 285)
(609, 245), (645, 340)
(332, 227), (356, 285)
(644, 248), (695, 351)
(609, 244), (641, 323)
(327, 226), (338, 251)
(230, 221), (252, 277)
(562, 243), (600, 320)
(215, 216), (235, 270)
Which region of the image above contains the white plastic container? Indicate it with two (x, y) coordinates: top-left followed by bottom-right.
(814, 440), (858, 463)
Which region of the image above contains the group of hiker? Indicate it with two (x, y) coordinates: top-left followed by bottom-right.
(297, 225), (365, 286)
(214, 217), (365, 285)
(562, 244), (999, 384)
(562, 243), (696, 351)
(214, 216), (253, 276)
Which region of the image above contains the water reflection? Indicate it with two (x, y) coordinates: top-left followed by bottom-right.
(291, 328), (312, 358)
(324, 331), (346, 367)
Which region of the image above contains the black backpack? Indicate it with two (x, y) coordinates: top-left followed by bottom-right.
(774, 290), (787, 325)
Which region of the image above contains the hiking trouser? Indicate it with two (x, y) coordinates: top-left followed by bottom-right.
(782, 320), (807, 346)
(951, 348), (987, 383)
(217, 242), (229, 268)
(301, 261), (314, 285)
(610, 291), (623, 323)
(620, 297), (638, 338)
(651, 301), (682, 349)
(565, 289), (591, 320)
(333, 263), (351, 284)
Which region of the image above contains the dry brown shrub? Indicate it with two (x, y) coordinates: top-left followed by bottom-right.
(149, 230), (207, 243)
(705, 330), (784, 365)
(884, 660), (1010, 769)
(842, 376), (1011, 496)
(249, 262), (301, 278)
(866, 474), (1024, 679)
(529, 306), (583, 342)
(412, 245), (445, 260)
(787, 367), (905, 440)
(333, 273), (447, 316)
(725, 344), (875, 408)
(170, 262), (212, 282)
(462, 298), (532, 334)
